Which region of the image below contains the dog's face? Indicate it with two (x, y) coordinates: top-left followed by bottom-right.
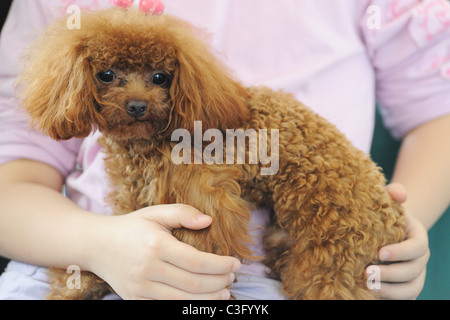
(93, 66), (172, 140)
(20, 9), (249, 142)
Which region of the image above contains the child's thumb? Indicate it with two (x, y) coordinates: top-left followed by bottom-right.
(140, 204), (212, 231)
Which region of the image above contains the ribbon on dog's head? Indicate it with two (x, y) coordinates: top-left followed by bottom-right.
(111, 0), (165, 15)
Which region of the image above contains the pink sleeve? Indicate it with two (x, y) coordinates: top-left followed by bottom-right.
(0, 0), (83, 178)
(360, 0), (450, 139)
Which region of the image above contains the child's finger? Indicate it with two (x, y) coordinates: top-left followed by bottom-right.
(386, 183), (407, 204)
(370, 254), (428, 284)
(147, 260), (235, 294)
(376, 269), (427, 300)
(140, 203), (212, 231)
(378, 212), (429, 263)
(160, 238), (241, 275)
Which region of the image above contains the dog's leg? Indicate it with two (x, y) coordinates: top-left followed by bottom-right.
(155, 163), (254, 261)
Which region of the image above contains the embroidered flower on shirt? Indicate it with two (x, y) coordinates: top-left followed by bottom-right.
(442, 64), (450, 80)
(409, 0), (450, 47)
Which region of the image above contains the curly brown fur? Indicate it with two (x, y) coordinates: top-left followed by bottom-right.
(19, 8), (405, 300)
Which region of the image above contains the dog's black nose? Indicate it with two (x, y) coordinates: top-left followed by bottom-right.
(126, 100), (148, 119)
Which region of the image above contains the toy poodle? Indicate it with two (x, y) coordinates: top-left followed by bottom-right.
(19, 8), (405, 300)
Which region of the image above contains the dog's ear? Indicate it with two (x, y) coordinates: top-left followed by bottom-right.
(19, 21), (104, 141)
(168, 26), (249, 133)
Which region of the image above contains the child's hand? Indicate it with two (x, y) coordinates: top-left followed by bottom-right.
(367, 183), (430, 299)
(88, 204), (240, 300)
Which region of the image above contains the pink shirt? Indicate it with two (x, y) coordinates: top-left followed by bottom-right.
(0, 0), (449, 298)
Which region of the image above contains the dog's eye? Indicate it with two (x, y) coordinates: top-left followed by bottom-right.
(151, 73), (168, 86)
(97, 69), (116, 83)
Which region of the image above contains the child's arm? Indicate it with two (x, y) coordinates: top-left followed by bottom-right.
(0, 159), (238, 299)
(392, 115), (450, 230)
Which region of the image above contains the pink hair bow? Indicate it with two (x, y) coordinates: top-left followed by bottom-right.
(111, 0), (165, 15)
